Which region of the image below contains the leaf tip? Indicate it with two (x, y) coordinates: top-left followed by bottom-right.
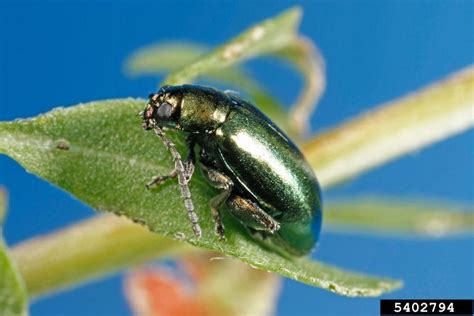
(342, 277), (403, 297)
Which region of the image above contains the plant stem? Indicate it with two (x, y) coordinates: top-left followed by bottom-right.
(12, 215), (196, 299)
(303, 66), (474, 187)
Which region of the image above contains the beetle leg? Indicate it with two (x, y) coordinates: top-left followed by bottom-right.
(184, 135), (196, 181)
(147, 136), (196, 189)
(227, 195), (280, 233)
(146, 164), (194, 188)
(146, 165), (195, 188)
(200, 163), (233, 240)
(210, 191), (231, 240)
(151, 127), (201, 238)
(146, 169), (178, 189)
(183, 160), (194, 181)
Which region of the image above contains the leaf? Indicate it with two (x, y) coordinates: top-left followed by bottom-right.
(124, 42), (291, 133)
(303, 66), (474, 188)
(164, 7), (302, 85)
(125, 42), (248, 84)
(325, 197), (474, 237)
(0, 99), (401, 297)
(0, 190), (28, 316)
(125, 42), (209, 76)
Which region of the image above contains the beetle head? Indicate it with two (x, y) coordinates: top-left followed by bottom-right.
(141, 86), (182, 130)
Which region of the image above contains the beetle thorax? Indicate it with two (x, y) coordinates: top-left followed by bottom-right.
(178, 91), (230, 134)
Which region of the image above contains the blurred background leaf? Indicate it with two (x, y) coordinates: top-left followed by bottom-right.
(303, 66), (474, 188)
(325, 197), (474, 238)
(125, 42), (290, 134)
(163, 7), (302, 86)
(125, 7), (325, 137)
(13, 215), (195, 299)
(0, 190), (28, 316)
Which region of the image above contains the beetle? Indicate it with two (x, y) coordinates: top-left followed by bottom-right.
(140, 84), (322, 256)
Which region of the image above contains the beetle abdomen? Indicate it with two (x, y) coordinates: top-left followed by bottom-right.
(214, 102), (322, 255)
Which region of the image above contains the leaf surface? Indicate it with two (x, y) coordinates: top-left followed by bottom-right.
(0, 100), (401, 297)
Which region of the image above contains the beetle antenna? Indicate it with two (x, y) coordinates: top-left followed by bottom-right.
(152, 126), (202, 238)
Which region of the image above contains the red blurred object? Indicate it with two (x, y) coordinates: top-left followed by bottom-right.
(124, 268), (212, 316)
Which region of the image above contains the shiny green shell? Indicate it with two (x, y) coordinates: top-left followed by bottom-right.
(168, 85), (322, 256)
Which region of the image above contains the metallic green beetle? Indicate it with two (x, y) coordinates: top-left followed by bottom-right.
(141, 84), (322, 256)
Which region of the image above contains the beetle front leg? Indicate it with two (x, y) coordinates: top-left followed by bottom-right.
(147, 137), (196, 189)
(227, 195), (280, 233)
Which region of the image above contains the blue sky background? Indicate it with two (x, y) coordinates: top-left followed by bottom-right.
(1, 1), (473, 315)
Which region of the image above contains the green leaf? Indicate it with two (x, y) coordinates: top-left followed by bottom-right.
(0, 190), (28, 316)
(325, 197), (474, 238)
(164, 7), (302, 85)
(125, 42), (209, 76)
(124, 42), (250, 84)
(0, 100), (401, 297)
(124, 41), (291, 135)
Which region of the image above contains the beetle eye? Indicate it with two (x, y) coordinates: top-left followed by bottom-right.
(156, 102), (173, 119)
